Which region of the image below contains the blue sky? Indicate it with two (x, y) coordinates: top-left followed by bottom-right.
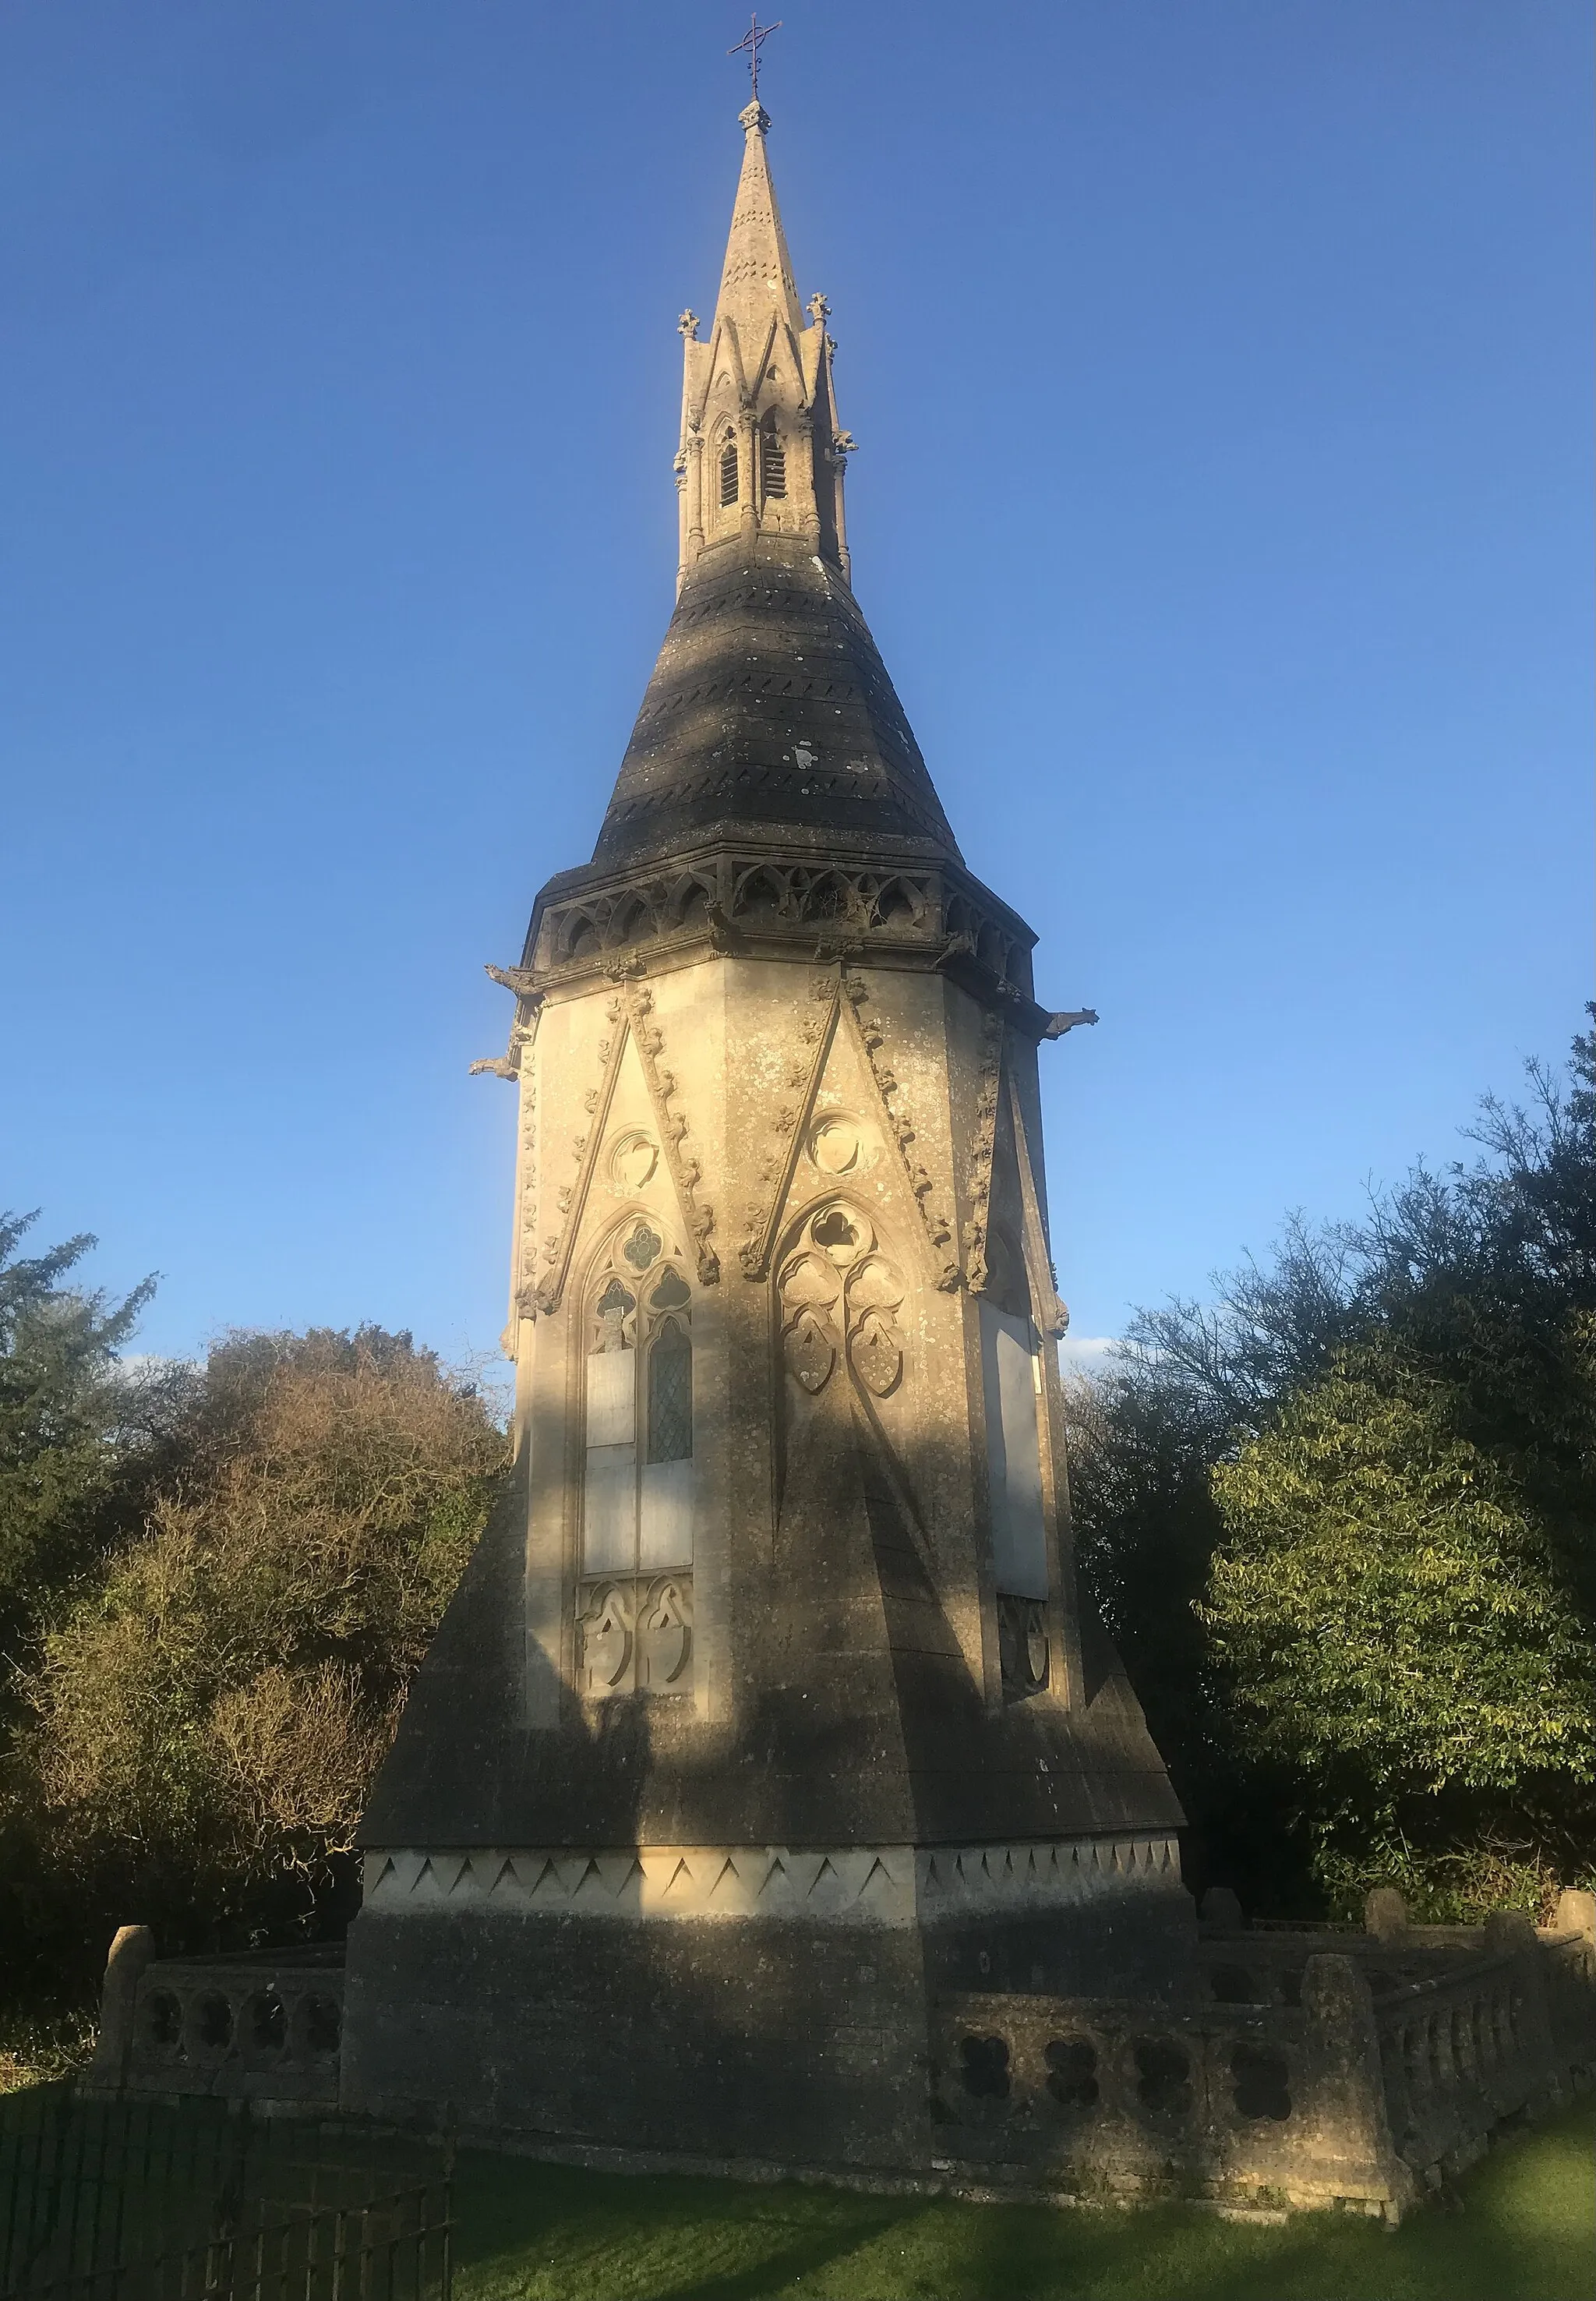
(2, 0), (1590, 1371)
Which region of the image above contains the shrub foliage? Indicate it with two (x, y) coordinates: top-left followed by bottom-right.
(0, 1299), (504, 2003)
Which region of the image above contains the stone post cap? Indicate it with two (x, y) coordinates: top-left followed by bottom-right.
(1364, 1886), (1408, 1941)
(1301, 1949), (1376, 2021)
(1552, 1887), (1596, 1942)
(104, 1923), (155, 1968)
(1483, 1907), (1538, 1952)
(88, 1924), (157, 2084)
(1199, 1886), (1244, 1929)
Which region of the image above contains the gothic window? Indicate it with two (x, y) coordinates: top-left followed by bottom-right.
(647, 1312), (692, 1463)
(759, 410), (786, 499)
(719, 436), (740, 506)
(578, 1223), (694, 1696)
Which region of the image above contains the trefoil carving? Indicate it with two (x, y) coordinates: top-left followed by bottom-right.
(577, 1574), (694, 1698)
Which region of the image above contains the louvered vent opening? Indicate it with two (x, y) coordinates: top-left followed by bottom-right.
(760, 413), (786, 499)
(719, 440), (739, 506)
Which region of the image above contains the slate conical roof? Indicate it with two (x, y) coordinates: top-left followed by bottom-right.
(593, 537), (962, 870)
(590, 105), (962, 874)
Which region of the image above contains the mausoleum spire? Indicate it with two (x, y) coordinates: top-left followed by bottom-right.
(673, 100), (850, 588)
(712, 98), (805, 357)
(581, 97), (959, 873)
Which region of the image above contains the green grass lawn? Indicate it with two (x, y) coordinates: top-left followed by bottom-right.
(450, 2103), (1595, 2301)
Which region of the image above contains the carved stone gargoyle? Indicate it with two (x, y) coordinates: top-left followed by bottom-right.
(1041, 1007), (1099, 1040)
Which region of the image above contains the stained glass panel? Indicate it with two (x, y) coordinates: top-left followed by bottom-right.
(647, 1317), (693, 1463)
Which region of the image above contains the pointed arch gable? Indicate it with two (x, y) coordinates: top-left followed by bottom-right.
(836, 973), (961, 1288)
(534, 1004), (632, 1316)
(618, 982), (719, 1285)
(749, 309), (781, 391)
(1005, 1070), (1067, 1341)
(687, 316), (733, 428)
(577, 1202), (687, 1303)
(778, 318), (813, 408)
(737, 970), (957, 1289)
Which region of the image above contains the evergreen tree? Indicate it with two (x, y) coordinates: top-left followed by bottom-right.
(1069, 1010), (1596, 1916)
(0, 1211), (164, 1694)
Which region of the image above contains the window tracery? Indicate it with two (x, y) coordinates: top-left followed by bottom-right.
(577, 1221), (694, 1698)
(776, 1205), (908, 1405)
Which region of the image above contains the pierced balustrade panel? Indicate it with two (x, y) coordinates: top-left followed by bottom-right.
(121, 1952), (345, 2103)
(929, 1990), (1321, 2200)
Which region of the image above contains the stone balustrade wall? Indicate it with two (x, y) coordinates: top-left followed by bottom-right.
(1372, 1945), (1541, 2179)
(90, 1888), (1595, 2216)
(930, 1956), (1414, 2215)
(928, 1889), (1596, 2214)
(90, 1937), (344, 2107)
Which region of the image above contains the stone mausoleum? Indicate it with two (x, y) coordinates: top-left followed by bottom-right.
(98, 93), (1596, 2218)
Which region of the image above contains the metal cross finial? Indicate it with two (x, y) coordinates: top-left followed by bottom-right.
(728, 12), (782, 104)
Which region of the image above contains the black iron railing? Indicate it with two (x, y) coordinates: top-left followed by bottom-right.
(0, 2086), (451, 2301)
